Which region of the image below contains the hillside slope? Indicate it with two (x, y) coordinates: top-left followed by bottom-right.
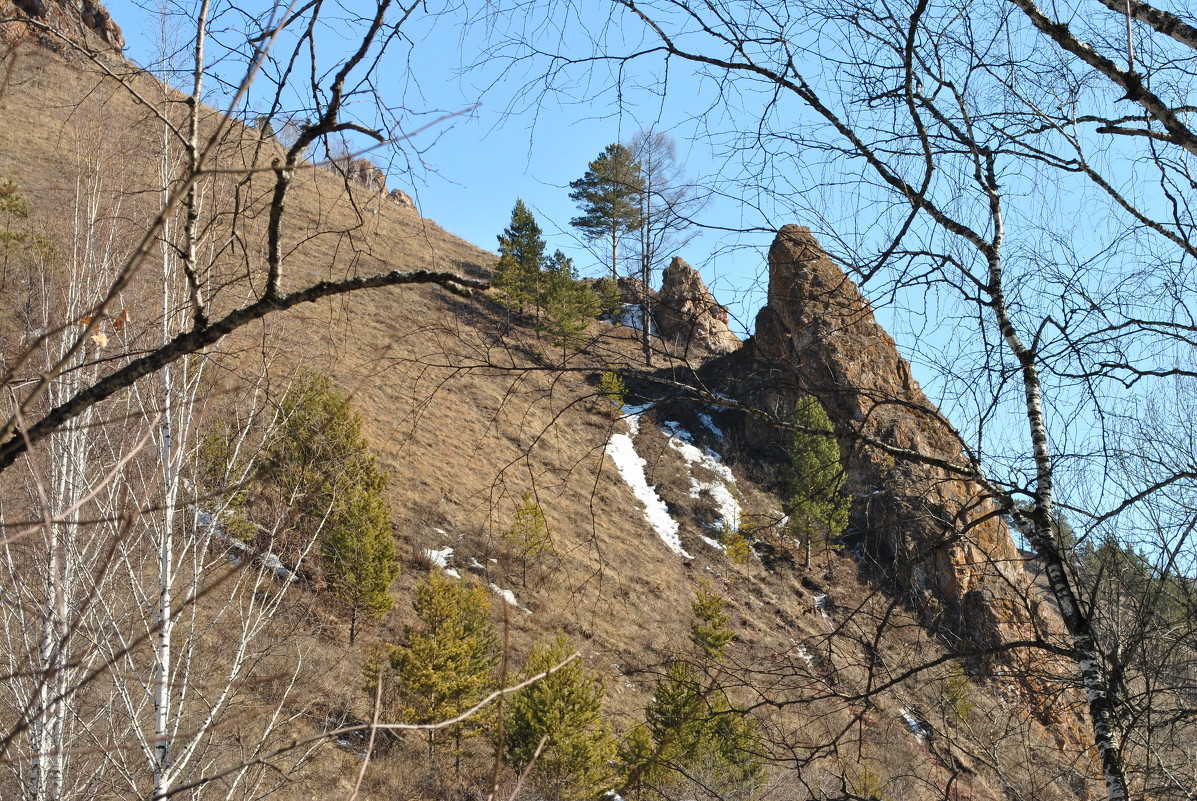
(0, 22), (1099, 801)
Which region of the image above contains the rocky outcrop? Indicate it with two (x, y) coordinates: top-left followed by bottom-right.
(749, 225), (1034, 648)
(388, 188), (415, 211)
(337, 158), (417, 213)
(345, 158), (386, 194)
(655, 257), (741, 360)
(1, 0), (124, 53)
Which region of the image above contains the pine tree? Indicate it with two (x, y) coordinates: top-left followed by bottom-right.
(568, 144), (644, 279)
(264, 371), (398, 640)
(621, 591), (762, 800)
(784, 395), (850, 568)
(690, 582), (734, 661)
(504, 633), (615, 800)
(322, 452), (398, 645)
(385, 572), (499, 767)
(503, 491), (555, 587)
(542, 250), (600, 350)
(494, 199), (547, 314)
(631, 660), (762, 798)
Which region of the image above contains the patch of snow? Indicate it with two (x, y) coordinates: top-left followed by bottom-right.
(434, 527), (448, 536)
(662, 420), (694, 443)
(262, 552), (299, 583)
(200, 510), (298, 583)
(697, 412), (724, 439)
(900, 707), (931, 741)
(425, 547), (453, 568)
(468, 557), (486, 571)
(489, 584), (517, 605)
(814, 594), (830, 620)
(605, 411), (692, 558)
(619, 403), (653, 436)
(614, 303), (658, 335)
(693, 480), (742, 533)
(662, 421), (741, 531)
(663, 422), (735, 484)
(444, 568), (461, 579)
(795, 644), (815, 665)
(488, 583), (532, 614)
(701, 534), (725, 551)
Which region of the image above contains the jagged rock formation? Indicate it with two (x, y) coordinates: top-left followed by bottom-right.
(749, 225), (1035, 648)
(339, 158), (417, 212)
(655, 256), (741, 359)
(344, 158), (386, 194)
(0, 0), (124, 53)
(388, 187), (415, 210)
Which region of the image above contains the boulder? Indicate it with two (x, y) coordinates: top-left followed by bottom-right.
(388, 188), (416, 211)
(654, 257), (741, 359)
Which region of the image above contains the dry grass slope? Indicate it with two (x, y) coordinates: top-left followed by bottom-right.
(0, 41), (1095, 801)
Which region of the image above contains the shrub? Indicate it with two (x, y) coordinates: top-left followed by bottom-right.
(598, 368), (626, 410)
(717, 521), (752, 565)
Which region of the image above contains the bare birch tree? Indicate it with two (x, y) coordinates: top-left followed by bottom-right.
(0, 2), (488, 798)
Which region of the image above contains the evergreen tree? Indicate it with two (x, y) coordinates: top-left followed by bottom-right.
(504, 633), (615, 800)
(503, 491), (555, 587)
(494, 198), (547, 313)
(542, 250), (600, 350)
(265, 371), (397, 640)
(621, 590), (762, 800)
(784, 395), (850, 568)
(568, 144), (644, 279)
(690, 582), (734, 661)
(322, 454), (398, 645)
(385, 572), (499, 767)
(628, 660), (762, 799)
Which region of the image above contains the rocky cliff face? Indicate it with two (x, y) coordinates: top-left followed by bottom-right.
(0, 0), (124, 53)
(341, 158), (417, 212)
(655, 256), (740, 360)
(748, 226), (1035, 648)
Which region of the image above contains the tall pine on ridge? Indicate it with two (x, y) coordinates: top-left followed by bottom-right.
(494, 198), (547, 317)
(569, 144), (644, 279)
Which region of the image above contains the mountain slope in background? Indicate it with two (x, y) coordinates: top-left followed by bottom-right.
(0, 6), (1097, 800)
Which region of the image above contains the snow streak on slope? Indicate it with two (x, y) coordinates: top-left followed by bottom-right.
(662, 421), (742, 537)
(605, 406), (692, 558)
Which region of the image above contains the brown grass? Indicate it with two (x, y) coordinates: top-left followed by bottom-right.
(0, 44), (1096, 801)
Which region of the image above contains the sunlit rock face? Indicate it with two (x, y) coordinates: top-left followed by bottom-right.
(1, 0), (125, 53)
(654, 256), (740, 361)
(750, 225), (1038, 649)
